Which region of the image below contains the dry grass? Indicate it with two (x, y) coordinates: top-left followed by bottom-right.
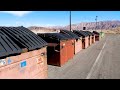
(88, 27), (120, 34)
(30, 27), (120, 34)
(31, 29), (60, 34)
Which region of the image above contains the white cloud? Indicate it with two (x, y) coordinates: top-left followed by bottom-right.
(0, 11), (32, 17)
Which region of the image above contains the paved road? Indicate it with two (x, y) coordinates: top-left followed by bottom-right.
(48, 34), (120, 79)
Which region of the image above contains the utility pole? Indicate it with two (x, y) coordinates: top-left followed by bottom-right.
(95, 16), (98, 30)
(70, 11), (71, 31)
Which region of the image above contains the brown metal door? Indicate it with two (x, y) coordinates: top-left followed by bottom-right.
(82, 38), (85, 49)
(95, 35), (99, 41)
(89, 37), (90, 46)
(47, 44), (60, 66)
(92, 36), (94, 43)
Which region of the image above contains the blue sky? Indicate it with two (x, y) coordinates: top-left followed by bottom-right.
(0, 11), (120, 27)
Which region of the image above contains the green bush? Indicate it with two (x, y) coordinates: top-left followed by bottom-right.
(99, 32), (105, 38)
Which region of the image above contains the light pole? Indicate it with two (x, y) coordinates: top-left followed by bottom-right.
(95, 16), (102, 38)
(95, 16), (98, 30)
(70, 11), (71, 31)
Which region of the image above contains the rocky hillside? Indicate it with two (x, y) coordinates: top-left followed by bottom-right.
(28, 26), (59, 34)
(28, 26), (55, 31)
(28, 20), (120, 31)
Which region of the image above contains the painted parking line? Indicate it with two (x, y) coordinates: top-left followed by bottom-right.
(86, 40), (107, 79)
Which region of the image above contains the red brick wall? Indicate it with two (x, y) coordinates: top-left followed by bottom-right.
(66, 39), (75, 61)
(0, 47), (48, 79)
(90, 36), (92, 45)
(85, 37), (89, 48)
(60, 39), (74, 66)
(60, 40), (68, 66)
(75, 39), (82, 54)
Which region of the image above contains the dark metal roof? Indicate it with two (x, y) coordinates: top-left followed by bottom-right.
(60, 32), (75, 39)
(0, 26), (47, 58)
(72, 31), (83, 37)
(60, 30), (80, 39)
(84, 31), (94, 36)
(0, 29), (22, 58)
(93, 31), (99, 35)
(37, 33), (71, 43)
(73, 30), (89, 37)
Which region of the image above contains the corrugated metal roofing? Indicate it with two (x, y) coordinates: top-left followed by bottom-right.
(0, 30), (22, 58)
(60, 30), (80, 39)
(73, 30), (89, 37)
(0, 26), (47, 56)
(93, 31), (99, 35)
(84, 31), (94, 36)
(60, 33), (74, 39)
(37, 33), (71, 43)
(72, 31), (82, 37)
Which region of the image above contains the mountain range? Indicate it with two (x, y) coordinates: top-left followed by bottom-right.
(28, 20), (120, 31)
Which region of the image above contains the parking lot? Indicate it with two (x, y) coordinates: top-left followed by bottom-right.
(48, 34), (120, 79)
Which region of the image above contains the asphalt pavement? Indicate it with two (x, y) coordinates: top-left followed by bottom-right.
(48, 34), (120, 79)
